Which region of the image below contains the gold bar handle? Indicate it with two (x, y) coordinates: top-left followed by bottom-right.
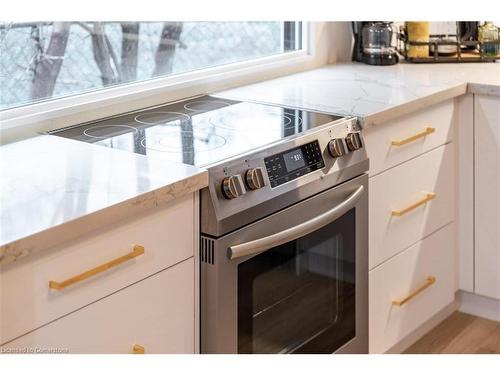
(49, 245), (145, 291)
(392, 276), (436, 307)
(391, 192), (436, 217)
(132, 344), (145, 354)
(391, 127), (436, 147)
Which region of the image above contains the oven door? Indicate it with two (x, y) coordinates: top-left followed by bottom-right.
(201, 173), (368, 354)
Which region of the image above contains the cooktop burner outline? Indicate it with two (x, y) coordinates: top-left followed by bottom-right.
(285, 112), (304, 126)
(183, 99), (233, 112)
(83, 124), (138, 139)
(50, 95), (343, 167)
(134, 111), (191, 125)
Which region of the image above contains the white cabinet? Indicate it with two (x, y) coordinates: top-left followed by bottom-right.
(367, 100), (458, 353)
(474, 95), (500, 300)
(369, 224), (455, 354)
(456, 94), (474, 293)
(369, 144), (455, 269)
(0, 192), (199, 353)
(1, 258), (195, 354)
(363, 99), (455, 177)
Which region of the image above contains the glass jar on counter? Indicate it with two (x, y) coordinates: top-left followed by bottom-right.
(406, 21), (430, 58)
(478, 22), (499, 57)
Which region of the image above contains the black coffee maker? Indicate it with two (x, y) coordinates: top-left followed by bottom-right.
(352, 21), (399, 65)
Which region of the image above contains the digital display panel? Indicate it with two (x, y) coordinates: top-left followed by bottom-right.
(264, 140), (325, 188)
(283, 149), (306, 172)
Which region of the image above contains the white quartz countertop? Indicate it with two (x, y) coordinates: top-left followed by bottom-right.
(218, 62), (500, 126)
(0, 135), (207, 264)
(2, 61), (499, 264)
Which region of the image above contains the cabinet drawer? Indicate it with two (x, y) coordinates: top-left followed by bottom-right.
(0, 193), (195, 345)
(364, 100), (455, 176)
(369, 144), (454, 269)
(1, 258), (195, 354)
(369, 224), (455, 354)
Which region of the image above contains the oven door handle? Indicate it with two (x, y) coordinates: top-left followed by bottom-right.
(227, 185), (364, 260)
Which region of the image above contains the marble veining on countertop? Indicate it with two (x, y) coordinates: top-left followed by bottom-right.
(218, 62), (500, 126)
(0, 135), (208, 264)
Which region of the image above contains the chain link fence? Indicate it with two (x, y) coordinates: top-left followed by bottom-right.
(0, 22), (296, 110)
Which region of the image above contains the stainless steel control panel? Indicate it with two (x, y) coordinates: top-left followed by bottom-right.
(201, 117), (368, 236)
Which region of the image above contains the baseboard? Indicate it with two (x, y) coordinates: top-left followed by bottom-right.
(384, 296), (460, 354)
(458, 290), (500, 323)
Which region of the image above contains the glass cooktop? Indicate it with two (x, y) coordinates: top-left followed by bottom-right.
(50, 95), (342, 166)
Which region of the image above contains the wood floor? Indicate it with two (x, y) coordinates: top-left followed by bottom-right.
(404, 311), (500, 354)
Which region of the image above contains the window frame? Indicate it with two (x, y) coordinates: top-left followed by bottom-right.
(0, 22), (328, 144)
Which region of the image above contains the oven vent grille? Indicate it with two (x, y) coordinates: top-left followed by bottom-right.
(200, 236), (215, 264)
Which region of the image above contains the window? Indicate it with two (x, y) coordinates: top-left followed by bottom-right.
(0, 22), (303, 111)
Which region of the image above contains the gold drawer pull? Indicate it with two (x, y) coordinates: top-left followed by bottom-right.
(392, 276), (436, 307)
(391, 127), (436, 146)
(391, 192), (436, 217)
(132, 344), (145, 354)
(49, 245), (145, 291)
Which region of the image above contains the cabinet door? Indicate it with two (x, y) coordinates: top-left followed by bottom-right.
(475, 95), (500, 300)
(363, 99), (455, 176)
(0, 193), (195, 345)
(369, 224), (455, 354)
(369, 144), (455, 269)
(1, 258), (195, 354)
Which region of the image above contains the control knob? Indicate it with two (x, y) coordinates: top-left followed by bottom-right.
(327, 138), (347, 158)
(345, 132), (363, 151)
(245, 167), (267, 190)
(221, 175), (246, 199)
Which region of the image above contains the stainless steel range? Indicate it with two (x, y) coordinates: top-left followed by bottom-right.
(50, 94), (369, 354)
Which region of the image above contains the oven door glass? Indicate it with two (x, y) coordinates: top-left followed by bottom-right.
(237, 208), (355, 354)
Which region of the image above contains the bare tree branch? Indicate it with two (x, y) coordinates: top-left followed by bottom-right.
(28, 24), (43, 77)
(31, 22), (70, 100)
(152, 22), (183, 77)
(120, 22), (139, 82)
(0, 22), (53, 30)
(90, 22), (118, 86)
(105, 33), (122, 79)
(75, 21), (92, 34)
